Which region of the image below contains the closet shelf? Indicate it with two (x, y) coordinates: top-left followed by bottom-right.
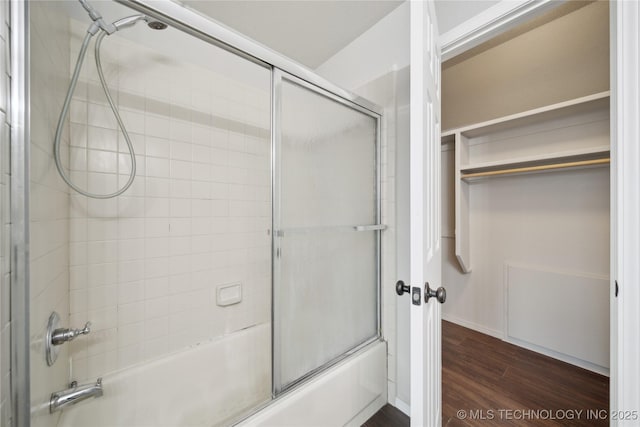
(460, 149), (610, 182)
(445, 91), (610, 138)
(445, 91), (611, 274)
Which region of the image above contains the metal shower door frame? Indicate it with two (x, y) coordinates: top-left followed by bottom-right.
(270, 69), (383, 396)
(10, 1), (31, 426)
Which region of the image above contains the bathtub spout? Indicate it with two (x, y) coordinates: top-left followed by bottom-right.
(50, 378), (103, 413)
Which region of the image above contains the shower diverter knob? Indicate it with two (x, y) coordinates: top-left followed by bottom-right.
(51, 321), (91, 345)
(45, 312), (92, 366)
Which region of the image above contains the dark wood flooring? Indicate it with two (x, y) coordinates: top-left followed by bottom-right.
(362, 404), (410, 427)
(364, 321), (609, 426)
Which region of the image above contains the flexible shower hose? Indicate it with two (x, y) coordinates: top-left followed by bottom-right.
(53, 28), (136, 199)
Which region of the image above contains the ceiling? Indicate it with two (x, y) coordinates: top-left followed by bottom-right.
(182, 0), (403, 69)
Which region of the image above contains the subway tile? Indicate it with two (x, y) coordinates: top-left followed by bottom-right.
(142, 336), (168, 361)
(145, 237), (169, 259)
(191, 181), (210, 199)
(87, 350), (118, 379)
(170, 159), (191, 180)
(87, 263), (118, 288)
(118, 344), (143, 368)
(144, 316), (168, 340)
(169, 218), (191, 236)
(88, 103), (118, 130)
(144, 218), (170, 238)
(144, 257), (169, 279)
(120, 109), (145, 134)
(118, 260), (145, 283)
(145, 197), (169, 218)
(170, 140), (192, 161)
(145, 114), (170, 138)
(87, 218), (118, 241)
(118, 322), (144, 348)
(170, 198), (191, 218)
(145, 277), (169, 299)
(170, 180), (192, 199)
(146, 157), (170, 178)
(145, 297), (169, 320)
(169, 236), (190, 256)
(118, 302), (145, 326)
(118, 218), (145, 239)
(117, 280), (145, 305)
(87, 126), (119, 152)
(169, 289), (208, 313)
(118, 238), (145, 262)
(87, 285), (117, 310)
(146, 136), (170, 159)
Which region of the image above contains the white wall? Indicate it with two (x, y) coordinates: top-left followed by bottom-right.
(316, 2), (409, 92)
(0, 0), (10, 424)
(442, 1), (609, 131)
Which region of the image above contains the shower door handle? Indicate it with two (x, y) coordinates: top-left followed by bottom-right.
(354, 224), (387, 232)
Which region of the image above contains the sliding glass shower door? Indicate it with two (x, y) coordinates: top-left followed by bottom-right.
(273, 72), (381, 393)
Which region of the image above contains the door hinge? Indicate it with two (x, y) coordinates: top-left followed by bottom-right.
(615, 280), (619, 297)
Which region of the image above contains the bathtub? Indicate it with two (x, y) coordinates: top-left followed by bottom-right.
(57, 324), (387, 427)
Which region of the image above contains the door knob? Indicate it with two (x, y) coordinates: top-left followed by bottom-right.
(396, 280), (410, 296)
(425, 282), (446, 304)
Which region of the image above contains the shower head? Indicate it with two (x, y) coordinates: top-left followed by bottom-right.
(112, 15), (148, 31)
(147, 21), (168, 30)
(111, 15), (168, 32)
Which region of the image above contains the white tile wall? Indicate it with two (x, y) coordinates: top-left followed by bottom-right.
(29, 3), (73, 427)
(66, 20), (271, 381)
(0, 1), (10, 424)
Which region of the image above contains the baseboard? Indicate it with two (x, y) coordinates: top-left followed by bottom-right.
(394, 398), (410, 417)
(505, 336), (610, 377)
(442, 314), (503, 339)
(443, 315), (610, 377)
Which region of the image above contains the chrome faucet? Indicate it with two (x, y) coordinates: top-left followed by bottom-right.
(50, 378), (103, 413)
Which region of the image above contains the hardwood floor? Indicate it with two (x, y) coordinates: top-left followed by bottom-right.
(442, 321), (608, 426)
(364, 321), (609, 426)
(362, 404), (410, 427)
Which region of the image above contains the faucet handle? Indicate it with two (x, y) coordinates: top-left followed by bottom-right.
(78, 321), (91, 336)
(51, 321), (92, 345)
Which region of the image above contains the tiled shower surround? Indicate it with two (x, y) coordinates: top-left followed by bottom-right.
(65, 20), (271, 381)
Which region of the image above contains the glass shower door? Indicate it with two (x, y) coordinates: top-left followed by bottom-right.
(273, 72), (381, 393)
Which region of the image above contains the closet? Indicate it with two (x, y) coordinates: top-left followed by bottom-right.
(440, 1), (610, 374)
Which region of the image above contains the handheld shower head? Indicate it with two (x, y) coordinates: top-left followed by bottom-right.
(112, 15), (148, 32)
(111, 15), (168, 32)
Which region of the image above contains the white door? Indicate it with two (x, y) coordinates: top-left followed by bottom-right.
(408, 1), (443, 426)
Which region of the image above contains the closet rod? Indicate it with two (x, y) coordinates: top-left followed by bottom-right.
(461, 158), (610, 179)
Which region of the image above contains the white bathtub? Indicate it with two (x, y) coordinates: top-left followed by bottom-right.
(57, 324), (272, 427)
(57, 324), (387, 427)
